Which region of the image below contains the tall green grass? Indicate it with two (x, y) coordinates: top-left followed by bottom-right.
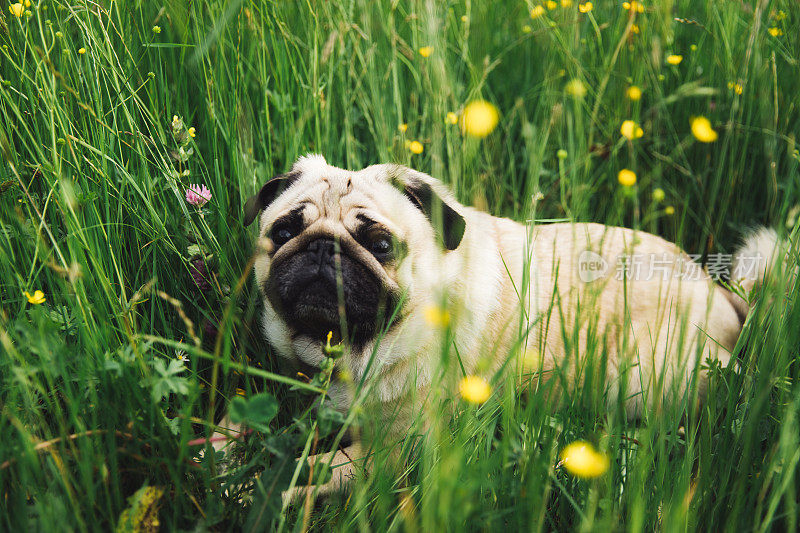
(1, 0), (798, 530)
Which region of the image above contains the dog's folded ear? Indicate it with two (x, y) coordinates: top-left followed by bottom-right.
(401, 177), (466, 250)
(243, 171), (299, 227)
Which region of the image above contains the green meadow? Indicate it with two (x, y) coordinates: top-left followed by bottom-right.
(1, 0), (799, 530)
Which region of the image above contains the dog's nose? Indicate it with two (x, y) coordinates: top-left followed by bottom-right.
(306, 238), (338, 268)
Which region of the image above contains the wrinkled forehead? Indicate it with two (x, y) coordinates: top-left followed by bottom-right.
(261, 157), (405, 229)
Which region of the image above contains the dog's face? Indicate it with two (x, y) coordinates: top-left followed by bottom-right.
(244, 155), (466, 352)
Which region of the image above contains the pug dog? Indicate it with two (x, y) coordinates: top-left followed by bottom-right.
(242, 154), (778, 499)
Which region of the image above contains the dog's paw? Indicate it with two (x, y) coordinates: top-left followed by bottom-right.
(281, 484), (325, 508)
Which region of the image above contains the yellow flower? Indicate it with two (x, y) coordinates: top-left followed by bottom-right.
(767, 27), (783, 37)
(530, 5), (546, 18)
(546, 0), (558, 9)
(459, 375), (491, 404)
(24, 290), (46, 304)
(188, 126), (196, 138)
(78, 47), (86, 55)
(690, 116), (718, 143)
(522, 25), (532, 33)
(445, 112), (458, 125)
(617, 169), (637, 187)
(560, 441), (610, 478)
(460, 100), (500, 138)
(631, 24), (640, 34)
(666, 54), (683, 65)
(560, 0), (572, 6)
(24, 0), (29, 5)
(620, 120), (644, 140)
(775, 10), (787, 21)
(565, 78), (587, 98)
(519, 348), (542, 371)
(578, 2), (593, 13)
(424, 305), (450, 328)
(652, 187), (665, 202)
(152, 25), (161, 34)
(9, 3), (24, 17)
(622, 1), (644, 12)
(690, 44), (697, 51)
(418, 46), (434, 58)
(626, 85), (642, 101)
(398, 123), (408, 133)
(665, 205), (675, 215)
(727, 81), (743, 95)
(408, 140), (424, 154)
(323, 330), (344, 358)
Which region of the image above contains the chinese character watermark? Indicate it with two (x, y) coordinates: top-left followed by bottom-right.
(578, 250), (763, 283)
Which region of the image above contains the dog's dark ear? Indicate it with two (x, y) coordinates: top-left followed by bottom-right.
(402, 177), (465, 250)
(243, 171), (299, 227)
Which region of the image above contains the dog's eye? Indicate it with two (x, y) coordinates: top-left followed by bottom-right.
(370, 237), (392, 257)
(271, 227), (295, 246)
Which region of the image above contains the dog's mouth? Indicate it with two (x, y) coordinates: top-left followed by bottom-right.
(265, 238), (399, 345)
(291, 279), (341, 336)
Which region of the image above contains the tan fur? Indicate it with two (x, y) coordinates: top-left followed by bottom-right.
(250, 154), (749, 499)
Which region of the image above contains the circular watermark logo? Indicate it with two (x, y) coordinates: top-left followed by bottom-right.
(578, 250), (608, 282)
